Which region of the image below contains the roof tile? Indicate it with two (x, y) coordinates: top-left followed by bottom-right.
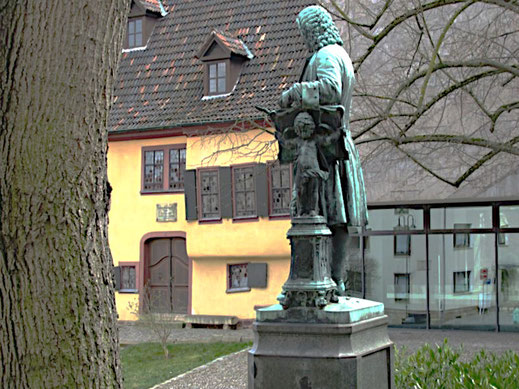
(109, 0), (314, 132)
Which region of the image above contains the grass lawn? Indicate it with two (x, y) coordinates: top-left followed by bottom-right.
(121, 342), (252, 389)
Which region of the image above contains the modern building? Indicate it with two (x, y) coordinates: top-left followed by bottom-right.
(108, 0), (519, 332)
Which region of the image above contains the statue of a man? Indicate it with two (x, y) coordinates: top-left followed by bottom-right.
(279, 5), (368, 295)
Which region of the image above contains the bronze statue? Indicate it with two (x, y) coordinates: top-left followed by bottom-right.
(277, 5), (369, 296)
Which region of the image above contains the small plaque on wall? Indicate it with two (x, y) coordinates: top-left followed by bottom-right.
(156, 203), (177, 222)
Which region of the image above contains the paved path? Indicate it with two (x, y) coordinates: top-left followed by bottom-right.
(119, 324), (519, 389)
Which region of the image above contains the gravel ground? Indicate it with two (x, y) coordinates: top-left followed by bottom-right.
(119, 324), (519, 389)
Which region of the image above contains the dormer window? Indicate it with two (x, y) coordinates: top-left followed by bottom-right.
(209, 62), (227, 95)
(128, 18), (143, 48)
(123, 0), (167, 51)
(196, 30), (254, 98)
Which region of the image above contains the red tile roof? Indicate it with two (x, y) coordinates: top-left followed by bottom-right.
(212, 30), (253, 59)
(135, 0), (166, 15)
(109, 0), (314, 133)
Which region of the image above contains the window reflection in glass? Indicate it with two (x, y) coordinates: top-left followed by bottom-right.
(498, 233), (519, 331)
(431, 207), (491, 229)
(429, 234), (496, 330)
(501, 206), (519, 228)
(368, 209), (423, 231)
(364, 235), (427, 328)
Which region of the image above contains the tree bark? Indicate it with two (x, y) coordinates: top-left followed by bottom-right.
(0, 0), (130, 387)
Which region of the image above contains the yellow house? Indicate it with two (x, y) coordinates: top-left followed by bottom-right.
(108, 0), (314, 321)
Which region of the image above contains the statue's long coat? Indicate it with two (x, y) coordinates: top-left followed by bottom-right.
(298, 44), (368, 227)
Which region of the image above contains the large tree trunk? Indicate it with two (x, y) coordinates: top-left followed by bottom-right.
(0, 1), (130, 387)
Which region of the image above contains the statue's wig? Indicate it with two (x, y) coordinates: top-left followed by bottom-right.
(296, 6), (343, 52)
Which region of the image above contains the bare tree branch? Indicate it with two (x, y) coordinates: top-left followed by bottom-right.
(357, 134), (519, 156)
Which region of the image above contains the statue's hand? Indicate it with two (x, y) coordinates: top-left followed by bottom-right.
(279, 84), (302, 108)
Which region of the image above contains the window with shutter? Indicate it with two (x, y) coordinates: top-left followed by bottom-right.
(184, 169), (198, 221)
(227, 263), (250, 292)
(199, 169), (220, 220)
(233, 166), (256, 218)
(141, 145), (186, 193)
(169, 148), (186, 190)
(143, 150), (164, 191)
(269, 161), (292, 217)
(115, 262), (139, 293)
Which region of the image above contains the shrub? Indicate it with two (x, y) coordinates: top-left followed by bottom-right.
(395, 339), (519, 388)
(127, 283), (177, 359)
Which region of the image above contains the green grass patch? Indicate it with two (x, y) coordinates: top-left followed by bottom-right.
(395, 339), (519, 388)
(121, 341), (252, 389)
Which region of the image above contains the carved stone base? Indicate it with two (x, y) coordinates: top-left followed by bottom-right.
(249, 297), (394, 389)
(278, 288), (336, 309)
(278, 216), (337, 309)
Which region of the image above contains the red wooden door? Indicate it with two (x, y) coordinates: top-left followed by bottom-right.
(146, 237), (189, 313)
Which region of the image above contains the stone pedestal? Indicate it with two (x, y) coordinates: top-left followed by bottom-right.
(248, 297), (394, 389)
(278, 216), (337, 309)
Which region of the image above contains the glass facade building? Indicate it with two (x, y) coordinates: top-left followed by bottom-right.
(350, 199), (519, 332)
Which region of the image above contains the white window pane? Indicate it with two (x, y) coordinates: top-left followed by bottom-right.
(218, 78), (226, 93)
(154, 151), (163, 163)
(135, 19), (142, 33)
(218, 62), (226, 77)
(170, 149), (179, 162)
(128, 21), (134, 34)
(209, 79), (216, 93)
(135, 33), (142, 47)
(129, 34), (134, 47)
(209, 64), (216, 78)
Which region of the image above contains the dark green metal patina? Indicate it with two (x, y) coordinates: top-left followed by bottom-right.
(261, 5), (369, 309)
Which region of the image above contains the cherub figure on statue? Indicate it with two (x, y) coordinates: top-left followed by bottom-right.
(281, 111), (333, 217)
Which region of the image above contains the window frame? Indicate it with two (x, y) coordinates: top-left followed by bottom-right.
(394, 234), (411, 256)
(453, 223), (472, 248)
(453, 270), (471, 293)
(205, 59), (229, 96)
(232, 164), (258, 220)
(141, 144), (186, 194)
(197, 167), (221, 222)
(226, 263), (250, 293)
(394, 273), (410, 302)
(118, 261), (139, 293)
(268, 161), (292, 218)
(127, 18), (144, 49)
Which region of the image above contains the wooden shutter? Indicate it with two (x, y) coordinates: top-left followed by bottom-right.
(219, 166), (233, 219)
(248, 263), (267, 288)
(184, 169), (198, 220)
(254, 163), (268, 217)
(113, 266), (121, 291)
